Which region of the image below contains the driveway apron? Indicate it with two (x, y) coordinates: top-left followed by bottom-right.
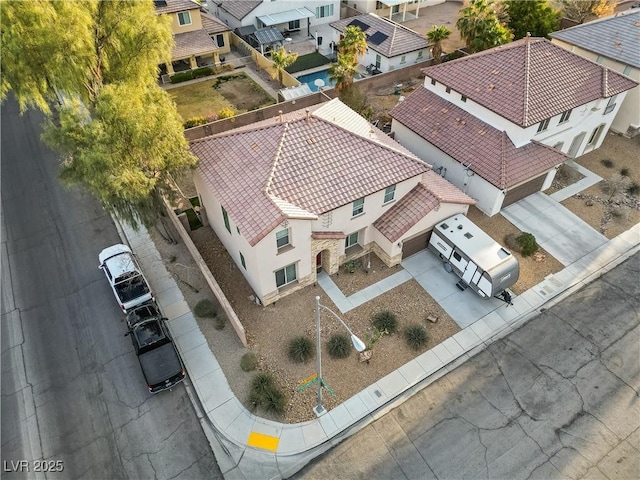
(501, 192), (608, 266)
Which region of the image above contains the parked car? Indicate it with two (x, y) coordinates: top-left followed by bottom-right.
(98, 244), (154, 313)
(125, 303), (185, 393)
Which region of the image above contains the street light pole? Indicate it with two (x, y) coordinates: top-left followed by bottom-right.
(314, 295), (366, 416)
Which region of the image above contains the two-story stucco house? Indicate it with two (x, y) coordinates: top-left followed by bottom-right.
(329, 13), (431, 72)
(550, 9), (640, 137)
(213, 0), (340, 35)
(190, 99), (475, 305)
(154, 0), (231, 75)
(346, 1), (445, 22)
(390, 37), (638, 216)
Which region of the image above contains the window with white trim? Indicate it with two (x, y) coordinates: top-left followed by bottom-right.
(537, 118), (550, 133)
(177, 11), (191, 26)
(221, 206), (231, 233)
(275, 263), (296, 287)
(417, 50), (423, 58)
(288, 19), (300, 30)
(559, 109), (572, 123)
(315, 4), (334, 18)
(352, 197), (364, 216)
(587, 124), (605, 146)
(345, 232), (359, 249)
(623, 65), (632, 76)
(604, 95), (617, 115)
(276, 228), (290, 249)
(383, 185), (396, 203)
(240, 252), (246, 269)
(216, 34), (225, 48)
(400, 55), (406, 64)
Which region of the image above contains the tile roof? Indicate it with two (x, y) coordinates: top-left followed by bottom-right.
(201, 12), (231, 35)
(550, 10), (640, 68)
(191, 99), (430, 246)
(218, 0), (262, 21)
(330, 13), (430, 58)
(154, 0), (199, 15)
(374, 177), (475, 242)
(424, 37), (638, 127)
(390, 87), (567, 189)
(172, 29), (218, 59)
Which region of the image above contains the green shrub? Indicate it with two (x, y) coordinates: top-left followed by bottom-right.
(184, 116), (209, 128)
(248, 372), (286, 416)
(287, 336), (314, 363)
(240, 352), (258, 371)
(343, 259), (361, 273)
(626, 181), (640, 197)
(404, 324), (428, 351)
(620, 168), (630, 177)
(170, 71), (194, 83)
(192, 66), (213, 78)
(218, 107), (235, 119)
(327, 334), (351, 359)
(516, 232), (538, 257)
(600, 159), (614, 168)
(372, 309), (398, 334)
(503, 233), (520, 252)
(194, 299), (217, 318)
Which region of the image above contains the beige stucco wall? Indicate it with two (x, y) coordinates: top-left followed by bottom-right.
(169, 8), (203, 34)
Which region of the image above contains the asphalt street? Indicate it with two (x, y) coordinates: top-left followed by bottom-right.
(1, 98), (220, 479)
(295, 252), (640, 479)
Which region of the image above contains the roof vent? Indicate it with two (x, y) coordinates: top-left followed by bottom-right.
(278, 110), (283, 122)
(305, 108), (311, 123)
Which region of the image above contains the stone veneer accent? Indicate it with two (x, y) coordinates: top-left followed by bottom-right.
(369, 241), (402, 267)
(261, 272), (316, 306)
(311, 239), (342, 275)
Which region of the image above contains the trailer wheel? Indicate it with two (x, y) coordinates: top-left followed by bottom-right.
(443, 262), (452, 273)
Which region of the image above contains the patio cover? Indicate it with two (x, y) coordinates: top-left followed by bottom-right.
(173, 30), (217, 60)
(252, 27), (285, 46)
(257, 7), (315, 27)
(279, 84), (313, 101)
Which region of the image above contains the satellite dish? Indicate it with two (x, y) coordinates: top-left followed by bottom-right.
(314, 79), (325, 91)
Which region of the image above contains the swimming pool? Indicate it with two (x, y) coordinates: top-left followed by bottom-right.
(296, 68), (364, 92)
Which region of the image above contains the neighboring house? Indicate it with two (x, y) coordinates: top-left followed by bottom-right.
(214, 0), (340, 35)
(154, 0), (231, 75)
(390, 37), (638, 216)
(190, 99), (475, 306)
(550, 10), (640, 137)
(345, 0), (445, 21)
(330, 13), (431, 72)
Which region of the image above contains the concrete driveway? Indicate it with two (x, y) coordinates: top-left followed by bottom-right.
(501, 192), (608, 266)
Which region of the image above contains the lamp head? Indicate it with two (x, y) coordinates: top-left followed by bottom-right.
(351, 335), (366, 352)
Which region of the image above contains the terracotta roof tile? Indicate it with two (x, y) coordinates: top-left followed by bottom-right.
(390, 88), (567, 189)
(423, 38), (638, 127)
(192, 100), (430, 246)
(330, 13), (429, 58)
(173, 29), (218, 59)
(155, 0), (199, 15)
(218, 0), (262, 21)
(201, 12), (231, 35)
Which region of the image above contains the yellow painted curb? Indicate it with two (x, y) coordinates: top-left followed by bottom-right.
(247, 431), (279, 451)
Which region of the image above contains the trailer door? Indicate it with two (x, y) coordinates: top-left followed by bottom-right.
(462, 261), (477, 284)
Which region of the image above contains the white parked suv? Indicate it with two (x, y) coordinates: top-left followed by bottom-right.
(98, 244), (154, 313)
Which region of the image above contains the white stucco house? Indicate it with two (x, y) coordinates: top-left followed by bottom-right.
(550, 9), (640, 137)
(212, 0), (340, 35)
(329, 13), (431, 73)
(345, 1), (446, 21)
(190, 99), (475, 305)
(390, 37), (638, 216)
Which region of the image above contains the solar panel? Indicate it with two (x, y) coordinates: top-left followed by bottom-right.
(348, 19), (370, 32)
(368, 31), (388, 45)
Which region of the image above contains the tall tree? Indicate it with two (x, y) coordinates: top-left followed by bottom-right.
(1, 0), (197, 228)
(270, 45), (298, 84)
(504, 0), (561, 39)
(338, 25), (367, 66)
(560, 0), (615, 23)
(456, 0), (513, 53)
(426, 25), (452, 64)
(329, 53), (358, 94)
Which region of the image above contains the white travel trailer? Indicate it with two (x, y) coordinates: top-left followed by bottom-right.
(428, 215), (519, 300)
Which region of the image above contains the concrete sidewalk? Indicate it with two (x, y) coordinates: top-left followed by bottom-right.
(115, 213), (639, 480)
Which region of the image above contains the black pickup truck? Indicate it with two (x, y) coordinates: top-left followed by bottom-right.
(126, 303), (185, 393)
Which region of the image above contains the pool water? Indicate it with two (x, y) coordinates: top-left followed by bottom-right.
(296, 69), (364, 92)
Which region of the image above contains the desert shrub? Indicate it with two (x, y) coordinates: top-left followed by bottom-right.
(372, 309), (398, 334)
(626, 181), (640, 197)
(248, 372), (286, 416)
(404, 324), (428, 351)
(240, 352), (258, 371)
(184, 116), (209, 129)
(554, 164), (583, 185)
(218, 107), (235, 119)
(192, 66), (213, 78)
(213, 315), (225, 330)
(516, 232), (538, 257)
(620, 167), (630, 177)
(287, 336), (314, 363)
(609, 205), (626, 219)
(170, 71), (193, 83)
(503, 233), (520, 252)
(194, 299), (217, 318)
(327, 334), (351, 359)
(343, 259), (361, 273)
(600, 159), (614, 168)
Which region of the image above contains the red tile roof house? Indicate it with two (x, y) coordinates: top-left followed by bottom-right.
(190, 99), (475, 306)
(390, 37), (638, 216)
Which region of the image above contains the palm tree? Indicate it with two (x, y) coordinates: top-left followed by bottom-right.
(456, 0), (512, 53)
(338, 25), (367, 67)
(270, 45), (298, 84)
(328, 53), (357, 94)
(426, 25), (451, 64)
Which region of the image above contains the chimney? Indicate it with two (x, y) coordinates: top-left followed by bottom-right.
(278, 110), (283, 122)
(305, 108), (311, 123)
(525, 32), (531, 43)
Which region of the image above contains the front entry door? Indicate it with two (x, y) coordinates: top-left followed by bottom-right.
(316, 252), (322, 273)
